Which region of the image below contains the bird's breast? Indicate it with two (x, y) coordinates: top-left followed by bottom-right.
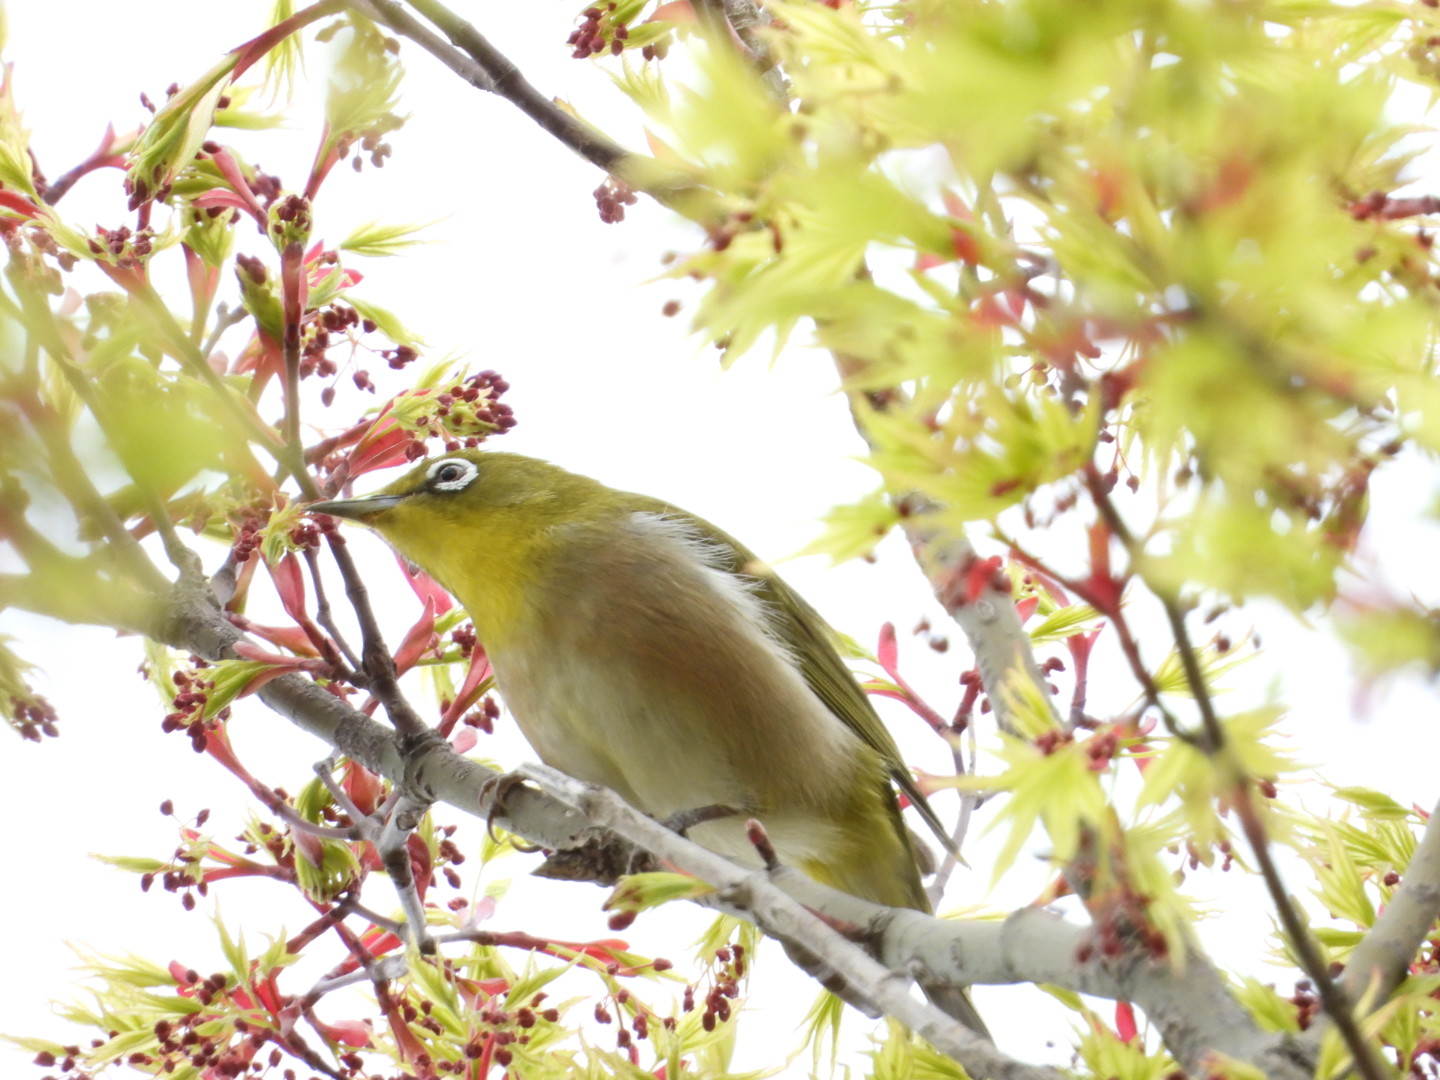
(488, 511), (873, 866)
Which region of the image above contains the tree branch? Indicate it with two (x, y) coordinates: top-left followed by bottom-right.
(1337, 796), (1440, 1012)
(1086, 455), (1390, 1080)
(518, 762), (1061, 1080)
(1229, 785), (1389, 1080)
(835, 365), (1059, 737)
(351, 0), (712, 218)
(395, 0), (628, 170)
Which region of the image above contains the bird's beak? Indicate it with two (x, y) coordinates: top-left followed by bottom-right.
(307, 492), (408, 520)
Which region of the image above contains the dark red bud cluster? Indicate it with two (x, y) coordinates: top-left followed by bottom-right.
(450, 622), (477, 657)
(87, 224), (155, 268)
(568, 4), (623, 58)
(594, 176), (638, 224)
(269, 193), (311, 236)
(1287, 979), (1320, 1030)
(249, 168), (283, 207)
(125, 174), (168, 209)
(301, 302), (366, 385)
(230, 513), (266, 564)
(678, 943), (744, 1034)
(133, 988), (278, 1078)
(384, 344), (419, 370)
(10, 692), (59, 740)
(235, 253), (267, 285)
(288, 520), (321, 550)
(431, 371), (517, 443)
(699, 978), (737, 1031)
(161, 668), (224, 753)
(463, 695), (499, 732)
(1085, 728), (1119, 770)
(435, 839), (465, 875)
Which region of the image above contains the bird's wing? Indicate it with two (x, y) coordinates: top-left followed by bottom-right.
(754, 565), (959, 858)
(635, 495), (959, 858)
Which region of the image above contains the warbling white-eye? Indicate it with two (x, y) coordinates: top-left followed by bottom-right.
(309, 450), (983, 1031)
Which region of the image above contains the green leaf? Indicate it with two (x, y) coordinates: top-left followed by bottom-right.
(340, 219), (439, 258)
(606, 871), (716, 915)
(1329, 787), (1415, 821)
(791, 490), (898, 564)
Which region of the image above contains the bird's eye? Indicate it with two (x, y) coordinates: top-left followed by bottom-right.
(427, 458), (478, 492)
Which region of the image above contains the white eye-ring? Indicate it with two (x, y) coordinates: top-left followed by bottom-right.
(427, 457), (478, 492)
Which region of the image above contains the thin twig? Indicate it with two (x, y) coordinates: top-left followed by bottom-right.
(304, 545), (364, 671)
(363, 0), (625, 172)
(1073, 467), (1193, 741)
(281, 246), (304, 455)
(1232, 784), (1391, 1080)
(353, 0), (709, 216)
(200, 303), (251, 364)
(1091, 456), (1391, 1080)
(323, 531), (430, 739)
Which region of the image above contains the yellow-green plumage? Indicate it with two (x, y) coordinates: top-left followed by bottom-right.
(311, 450), (966, 949)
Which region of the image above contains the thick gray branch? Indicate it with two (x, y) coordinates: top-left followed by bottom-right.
(518, 763), (1062, 1080)
(1329, 795), (1440, 1025)
(678, 855), (1311, 1080)
(899, 503), (1059, 734)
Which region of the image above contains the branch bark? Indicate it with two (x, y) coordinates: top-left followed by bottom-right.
(1328, 796), (1440, 1033)
(518, 762), (1063, 1080)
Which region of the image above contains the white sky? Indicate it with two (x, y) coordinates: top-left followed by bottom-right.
(2, 1), (1438, 1076)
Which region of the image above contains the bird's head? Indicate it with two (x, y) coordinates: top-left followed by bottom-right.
(309, 450), (594, 525)
(308, 450), (609, 632)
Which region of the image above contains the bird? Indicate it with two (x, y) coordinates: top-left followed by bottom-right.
(308, 449), (984, 1032)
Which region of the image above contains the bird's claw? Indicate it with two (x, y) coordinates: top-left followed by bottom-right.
(662, 803), (741, 837)
(479, 771), (543, 852)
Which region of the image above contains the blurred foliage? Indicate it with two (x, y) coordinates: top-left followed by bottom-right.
(615, 0), (1439, 613)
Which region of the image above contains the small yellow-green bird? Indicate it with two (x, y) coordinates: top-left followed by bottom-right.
(310, 450), (982, 1030)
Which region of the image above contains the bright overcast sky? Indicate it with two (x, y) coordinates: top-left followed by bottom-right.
(3, 1), (1438, 1075)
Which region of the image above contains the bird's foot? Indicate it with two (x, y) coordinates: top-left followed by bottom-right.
(479, 770), (544, 853)
(662, 803), (742, 837)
